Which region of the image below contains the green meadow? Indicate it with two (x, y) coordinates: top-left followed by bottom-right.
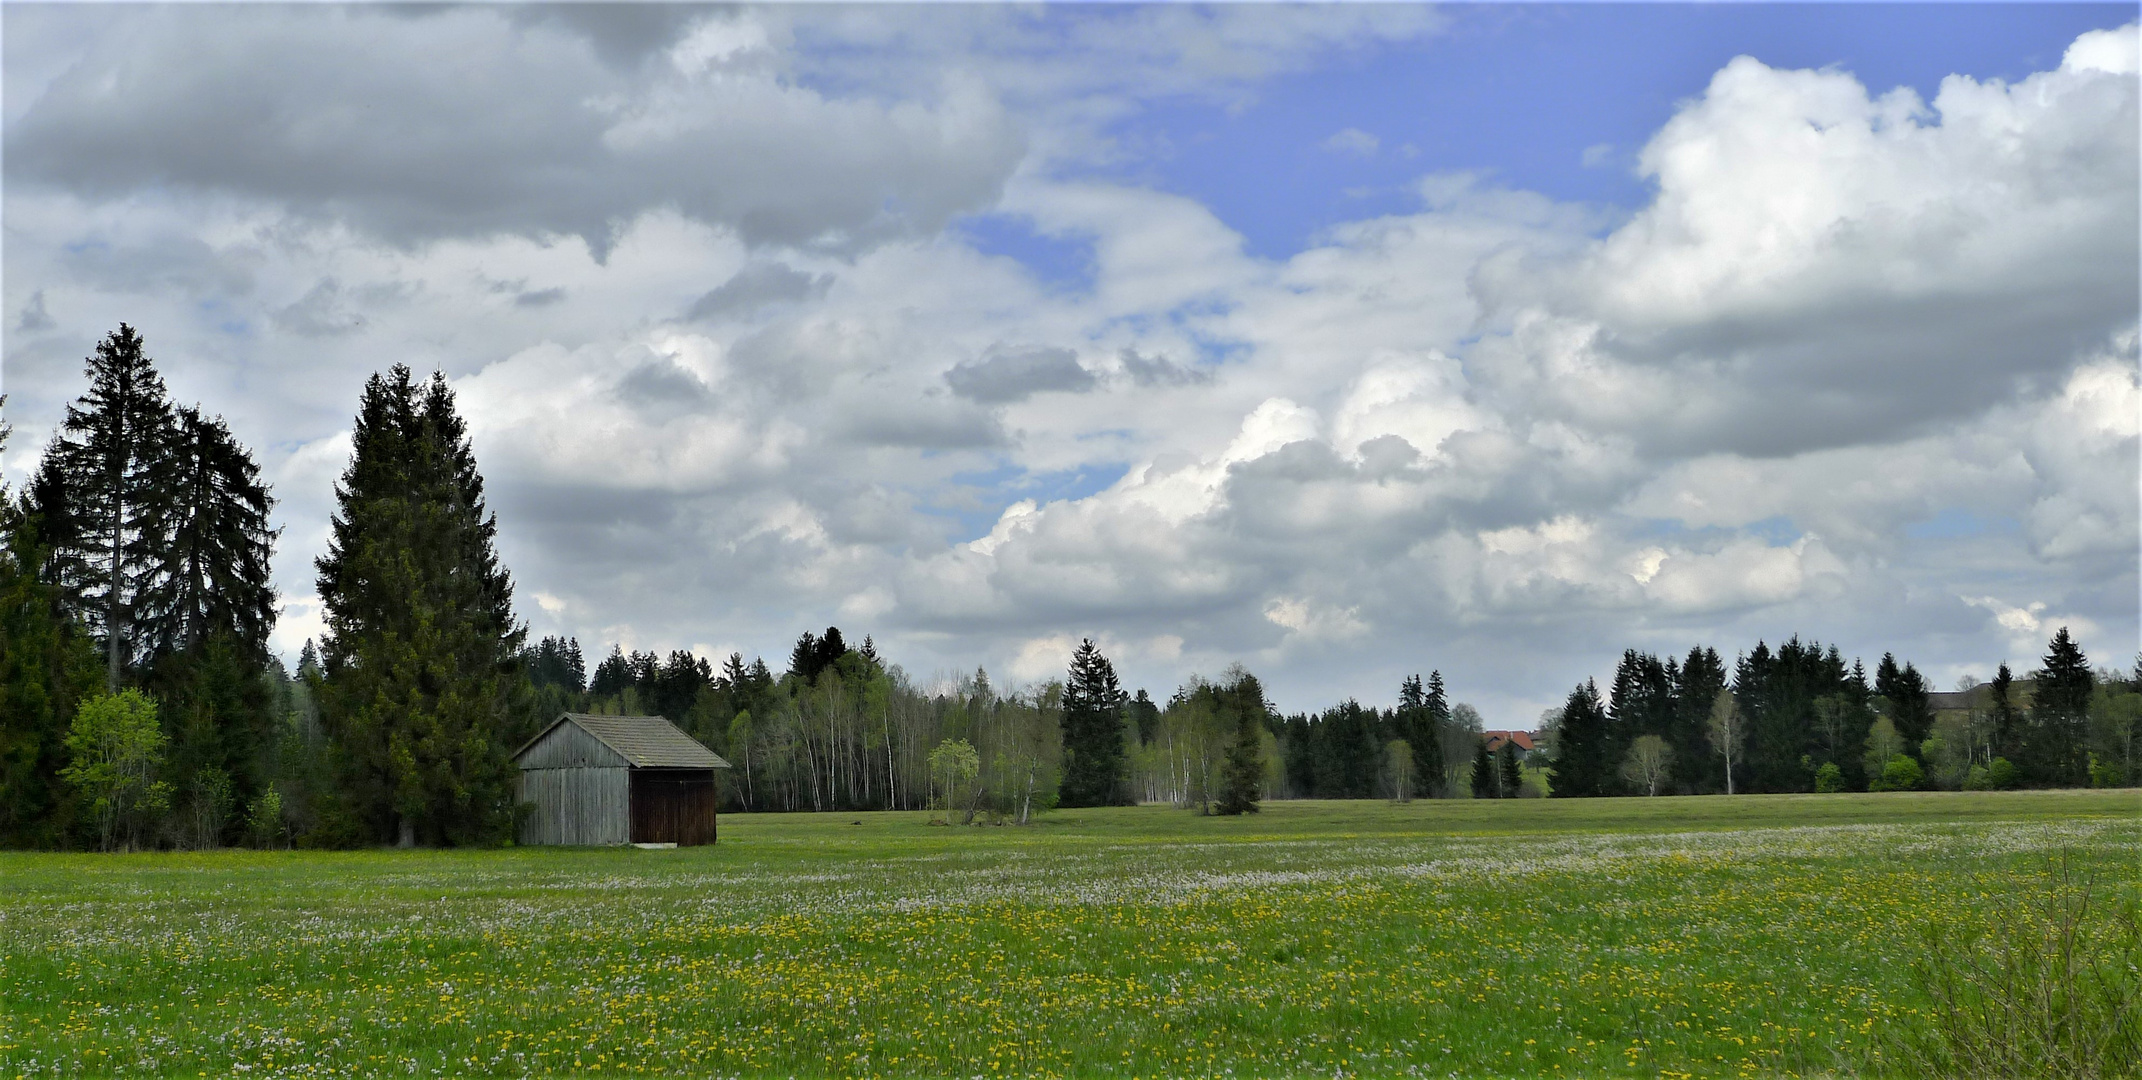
(2, 790), (2135, 1078)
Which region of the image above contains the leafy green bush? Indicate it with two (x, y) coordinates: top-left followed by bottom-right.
(1987, 757), (2019, 789)
(2088, 753), (2125, 789)
(1813, 761), (1845, 793)
(1869, 754), (1923, 792)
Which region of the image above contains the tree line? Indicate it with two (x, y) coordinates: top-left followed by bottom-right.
(3, 326), (2133, 849)
(1542, 633), (2139, 798)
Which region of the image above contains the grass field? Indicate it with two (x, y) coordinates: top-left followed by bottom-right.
(2, 790), (2136, 1078)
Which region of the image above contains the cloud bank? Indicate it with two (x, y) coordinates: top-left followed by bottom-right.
(3, 7), (2133, 722)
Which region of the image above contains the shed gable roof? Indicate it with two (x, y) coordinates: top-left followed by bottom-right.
(515, 713), (731, 769)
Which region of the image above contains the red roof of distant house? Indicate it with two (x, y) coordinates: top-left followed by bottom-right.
(1483, 730), (1537, 753)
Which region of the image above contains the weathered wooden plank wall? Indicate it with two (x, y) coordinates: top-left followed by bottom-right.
(518, 766), (629, 845)
(518, 721), (630, 770)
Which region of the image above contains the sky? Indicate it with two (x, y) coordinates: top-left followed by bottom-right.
(2, 3), (2136, 726)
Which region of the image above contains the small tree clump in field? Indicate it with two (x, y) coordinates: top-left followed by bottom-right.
(1813, 761), (1845, 793)
(1870, 754), (1924, 792)
(1384, 739), (1414, 803)
(1706, 690), (1742, 795)
(1215, 711), (1264, 816)
(1619, 735), (1672, 796)
(60, 689), (171, 852)
(245, 785), (284, 848)
(926, 738), (980, 824)
(1863, 714), (1907, 781)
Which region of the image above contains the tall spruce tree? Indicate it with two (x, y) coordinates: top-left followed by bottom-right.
(1548, 679), (1610, 797)
(1672, 646), (1727, 792)
(35, 325), (175, 690)
(1059, 638), (1128, 807)
(1469, 741), (1495, 798)
(2028, 627), (2093, 786)
(1874, 653), (1934, 760)
(1215, 669), (1267, 815)
(132, 406), (276, 659)
(1423, 671), (1453, 796)
(315, 366), (529, 846)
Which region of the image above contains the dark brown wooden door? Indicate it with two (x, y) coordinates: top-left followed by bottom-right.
(629, 769), (718, 846)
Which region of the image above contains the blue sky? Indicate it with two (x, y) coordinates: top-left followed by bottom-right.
(957, 5), (2137, 283)
(3, 4), (2136, 718)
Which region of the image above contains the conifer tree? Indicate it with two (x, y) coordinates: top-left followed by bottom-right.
(1216, 702), (1265, 815)
(315, 366), (529, 846)
(1548, 680), (1609, 797)
(35, 325), (175, 690)
(1470, 740), (1495, 798)
(1213, 666), (1269, 815)
(132, 406), (276, 659)
(0, 413), (104, 846)
(1059, 638), (1128, 807)
(2028, 628), (2093, 786)
(1128, 688), (1160, 746)
(1672, 646), (1727, 792)
(1497, 739), (1522, 797)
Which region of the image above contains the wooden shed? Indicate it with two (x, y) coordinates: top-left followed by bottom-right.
(513, 713), (732, 846)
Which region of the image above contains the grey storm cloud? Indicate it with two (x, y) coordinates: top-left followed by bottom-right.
(685, 262), (833, 321)
(1119, 348), (1212, 388)
(4, 6), (1025, 255)
(272, 279), (365, 337)
(945, 345), (1096, 403)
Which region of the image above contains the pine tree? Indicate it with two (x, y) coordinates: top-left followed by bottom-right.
(1497, 739), (1522, 797)
(314, 366), (529, 846)
(1548, 680), (1609, 797)
(1059, 639), (1128, 807)
(1128, 688), (1160, 746)
(590, 645), (631, 700)
(35, 325), (176, 690)
(1875, 653), (1934, 759)
(1470, 740), (1495, 798)
(1672, 646), (1727, 792)
(131, 406), (276, 659)
(1215, 677), (1266, 815)
(2028, 628), (2093, 786)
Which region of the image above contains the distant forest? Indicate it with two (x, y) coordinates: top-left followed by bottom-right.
(3, 327), (2137, 850)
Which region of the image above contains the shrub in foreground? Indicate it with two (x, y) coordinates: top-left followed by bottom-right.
(1877, 852), (2141, 1079)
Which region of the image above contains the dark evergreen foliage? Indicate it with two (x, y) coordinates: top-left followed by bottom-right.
(2027, 627), (2092, 786)
(1875, 653), (1934, 757)
(1059, 638), (1128, 807)
(0, 461), (103, 847)
(1128, 688), (1160, 746)
(1470, 741), (1494, 798)
(1497, 740), (1522, 797)
(1671, 647), (1727, 792)
(1549, 680), (1610, 797)
(313, 366), (529, 846)
(132, 406), (276, 661)
(1214, 670), (1268, 815)
(525, 636), (586, 695)
(36, 325), (176, 689)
